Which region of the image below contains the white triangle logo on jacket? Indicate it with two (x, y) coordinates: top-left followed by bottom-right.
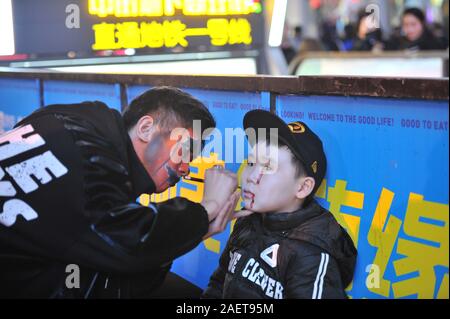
(260, 244), (279, 268)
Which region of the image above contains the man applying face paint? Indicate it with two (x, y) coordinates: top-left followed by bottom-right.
(1, 86), (241, 299)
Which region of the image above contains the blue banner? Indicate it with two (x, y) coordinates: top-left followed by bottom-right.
(277, 95), (449, 299)
(0, 78), (40, 132)
(43, 80), (122, 111)
(0, 77), (448, 298)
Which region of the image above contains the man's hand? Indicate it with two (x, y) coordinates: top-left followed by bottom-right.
(200, 166), (255, 240)
(202, 195), (256, 240)
(201, 165), (238, 222)
(203, 190), (240, 240)
(232, 209), (254, 219)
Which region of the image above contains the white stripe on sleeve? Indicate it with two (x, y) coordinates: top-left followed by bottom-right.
(312, 253), (330, 299)
(317, 253), (330, 299)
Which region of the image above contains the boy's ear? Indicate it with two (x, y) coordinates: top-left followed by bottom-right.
(135, 115), (155, 142)
(295, 176), (315, 200)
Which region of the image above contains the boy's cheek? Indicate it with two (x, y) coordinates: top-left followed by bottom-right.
(243, 197), (266, 213)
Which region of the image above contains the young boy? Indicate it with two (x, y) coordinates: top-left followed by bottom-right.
(202, 110), (357, 299)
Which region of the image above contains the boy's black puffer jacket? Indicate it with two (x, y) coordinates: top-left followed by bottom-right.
(203, 200), (357, 299)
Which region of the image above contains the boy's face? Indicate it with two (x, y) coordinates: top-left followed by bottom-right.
(241, 141), (305, 214)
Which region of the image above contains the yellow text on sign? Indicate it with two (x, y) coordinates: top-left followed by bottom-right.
(88, 0), (261, 18)
(92, 19), (252, 50)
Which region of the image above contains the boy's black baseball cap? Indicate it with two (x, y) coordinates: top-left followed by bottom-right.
(243, 110), (327, 194)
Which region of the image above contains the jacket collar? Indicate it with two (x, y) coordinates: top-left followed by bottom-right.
(125, 134), (156, 197)
(262, 200), (323, 232)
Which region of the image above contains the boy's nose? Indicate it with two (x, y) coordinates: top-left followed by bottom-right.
(246, 166), (260, 184)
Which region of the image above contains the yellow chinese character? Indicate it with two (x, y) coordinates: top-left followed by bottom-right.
(392, 193), (449, 299)
(228, 0), (253, 15)
(228, 18), (252, 45)
(327, 179), (364, 293)
(89, 0), (115, 18)
(165, 0), (183, 16)
(141, 21), (164, 48)
(207, 0), (228, 15)
(140, 0), (164, 16)
(184, 0), (208, 15)
(163, 20), (188, 47)
(178, 153), (225, 253)
(115, 0), (139, 17)
(180, 153), (224, 204)
(207, 19), (229, 46)
(327, 180), (364, 246)
(367, 188), (402, 297)
(115, 22), (142, 48)
(92, 23), (120, 50)
(315, 179), (327, 199)
(148, 186), (178, 203)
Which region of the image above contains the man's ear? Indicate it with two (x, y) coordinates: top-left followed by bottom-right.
(295, 176), (315, 200)
(135, 115), (155, 142)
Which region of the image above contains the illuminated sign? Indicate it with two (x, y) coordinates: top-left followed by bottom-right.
(92, 19), (252, 49)
(88, 0), (263, 17)
(10, 0), (264, 59)
(89, 0), (262, 50)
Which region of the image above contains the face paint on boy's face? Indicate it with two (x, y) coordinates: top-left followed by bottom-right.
(249, 168), (264, 210)
(256, 163), (266, 185)
(241, 142), (302, 214)
(250, 193), (255, 210)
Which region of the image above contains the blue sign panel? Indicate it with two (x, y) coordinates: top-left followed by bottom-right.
(138, 92), (448, 299)
(1, 77), (448, 299)
(277, 95), (449, 299)
(0, 78), (40, 132)
(43, 80), (122, 111)
(126, 85), (152, 104)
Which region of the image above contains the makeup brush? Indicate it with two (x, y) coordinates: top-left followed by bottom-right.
(183, 175), (242, 189)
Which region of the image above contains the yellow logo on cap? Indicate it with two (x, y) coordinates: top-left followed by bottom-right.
(288, 122), (306, 134)
(311, 161), (318, 174)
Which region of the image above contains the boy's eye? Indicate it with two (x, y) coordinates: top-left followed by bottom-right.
(247, 162), (255, 167)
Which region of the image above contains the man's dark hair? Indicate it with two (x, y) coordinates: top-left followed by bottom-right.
(123, 86), (216, 134)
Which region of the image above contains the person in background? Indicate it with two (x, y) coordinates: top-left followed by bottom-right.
(319, 20), (341, 52)
(430, 22), (449, 49)
(397, 7), (447, 51)
(352, 10), (384, 52)
(340, 24), (357, 51)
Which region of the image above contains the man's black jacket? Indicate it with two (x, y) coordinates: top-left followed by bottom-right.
(202, 200), (357, 299)
(0, 101), (209, 298)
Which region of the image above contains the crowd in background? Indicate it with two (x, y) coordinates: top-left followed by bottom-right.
(282, 6), (449, 65)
